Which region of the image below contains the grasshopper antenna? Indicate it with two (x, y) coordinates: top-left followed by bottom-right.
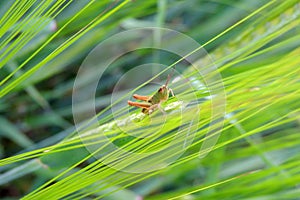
(165, 67), (175, 86)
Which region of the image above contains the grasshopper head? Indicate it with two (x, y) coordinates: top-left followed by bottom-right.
(156, 70), (173, 101)
(157, 85), (169, 100)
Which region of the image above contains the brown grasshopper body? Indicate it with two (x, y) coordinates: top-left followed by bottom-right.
(128, 74), (174, 114)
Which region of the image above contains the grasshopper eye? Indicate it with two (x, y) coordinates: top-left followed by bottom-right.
(158, 85), (166, 93)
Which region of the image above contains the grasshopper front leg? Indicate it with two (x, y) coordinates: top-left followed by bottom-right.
(169, 88), (175, 97)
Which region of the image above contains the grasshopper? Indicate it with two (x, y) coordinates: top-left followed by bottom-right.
(128, 73), (175, 114)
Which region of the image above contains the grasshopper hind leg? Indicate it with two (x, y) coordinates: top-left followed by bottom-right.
(142, 108), (149, 114)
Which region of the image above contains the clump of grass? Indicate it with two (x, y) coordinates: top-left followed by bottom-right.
(0, 0), (299, 199)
